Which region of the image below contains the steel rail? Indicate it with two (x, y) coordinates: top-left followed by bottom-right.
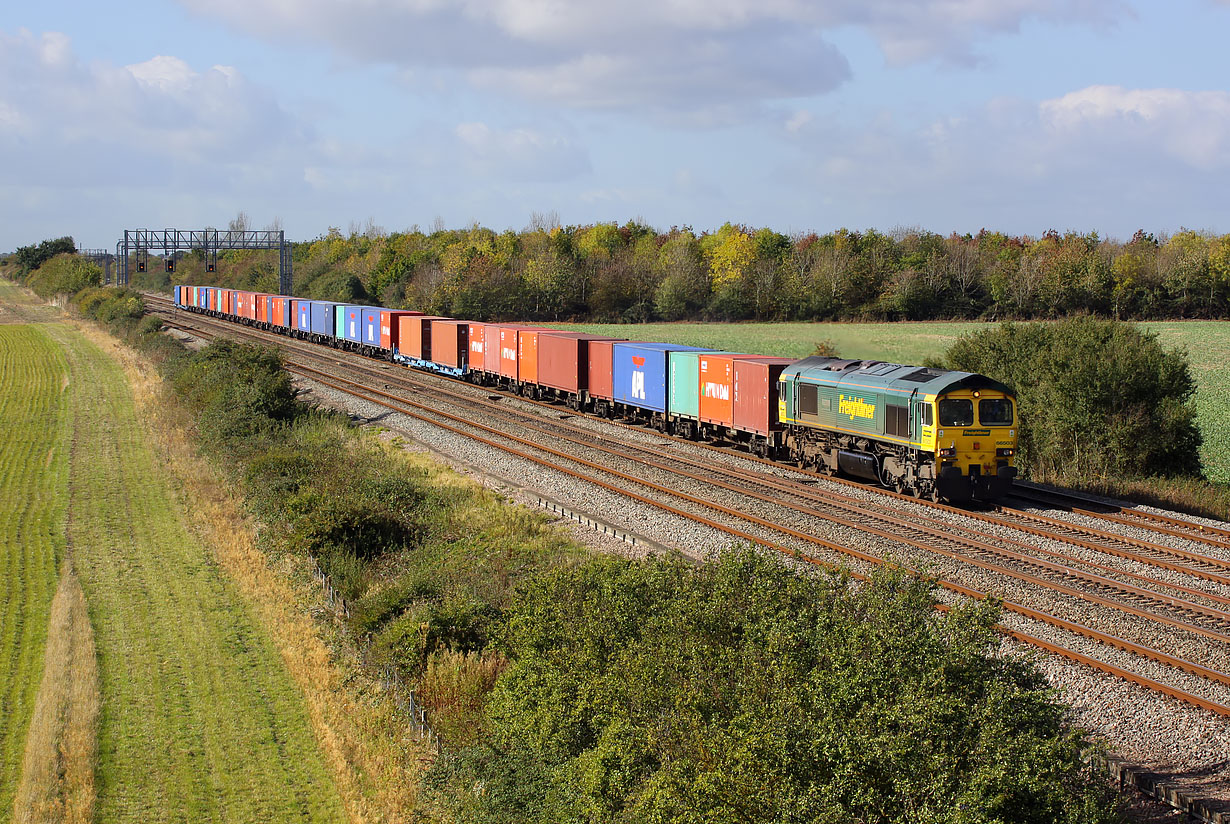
(153, 305), (1230, 716)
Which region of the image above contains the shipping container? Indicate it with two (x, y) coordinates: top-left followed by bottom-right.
(494, 325), (552, 381)
(221, 289), (234, 316)
(732, 357), (794, 437)
(698, 353), (757, 427)
(466, 322), (488, 371)
(310, 302), (341, 337)
(485, 325), (503, 374)
(431, 320), (468, 369)
(538, 332), (623, 394)
(517, 329), (552, 385)
(362, 307), (382, 347)
(270, 296), (292, 329)
(667, 349), (716, 421)
(380, 310), (422, 352)
(337, 305), (367, 342)
(587, 339), (616, 401)
(295, 300), (312, 332)
(398, 315), (449, 360)
(614, 343), (710, 414)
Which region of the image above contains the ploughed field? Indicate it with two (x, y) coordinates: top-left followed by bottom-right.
(0, 280), (344, 823)
(546, 319), (1230, 485)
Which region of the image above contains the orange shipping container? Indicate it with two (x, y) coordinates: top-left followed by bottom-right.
(587, 339), (617, 400)
(467, 322), (488, 371)
(496, 325), (551, 381)
(516, 329), (560, 386)
(398, 315), (449, 360)
(698, 353), (754, 427)
(430, 320), (468, 369)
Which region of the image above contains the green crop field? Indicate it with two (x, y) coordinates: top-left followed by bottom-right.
(548, 319), (1230, 484)
(0, 324), (70, 816)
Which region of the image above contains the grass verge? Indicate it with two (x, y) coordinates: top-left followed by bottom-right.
(39, 319), (347, 822)
(0, 324), (70, 818)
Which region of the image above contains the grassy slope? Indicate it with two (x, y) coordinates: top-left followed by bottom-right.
(41, 321), (348, 823)
(0, 324), (70, 817)
(548, 319), (1230, 484)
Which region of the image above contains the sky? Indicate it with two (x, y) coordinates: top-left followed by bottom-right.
(3, 0), (1230, 250)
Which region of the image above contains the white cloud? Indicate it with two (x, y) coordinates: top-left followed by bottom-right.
(782, 84), (1230, 234)
(174, 0), (1119, 112)
(1041, 85), (1230, 168)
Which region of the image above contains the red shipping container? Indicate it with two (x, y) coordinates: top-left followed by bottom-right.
(255, 293), (272, 324)
(466, 322), (488, 371)
(698, 353), (755, 427)
(234, 291), (248, 319)
(221, 289), (233, 316)
(587, 340), (616, 400)
(431, 320), (469, 369)
(398, 315), (449, 360)
(538, 333), (623, 394)
(380, 310), (422, 351)
(732, 357), (794, 436)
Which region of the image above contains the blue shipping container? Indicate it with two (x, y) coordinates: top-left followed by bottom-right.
(174, 285), (182, 307)
(362, 307), (381, 346)
(296, 300), (311, 332)
(309, 302), (341, 337)
(612, 343), (708, 414)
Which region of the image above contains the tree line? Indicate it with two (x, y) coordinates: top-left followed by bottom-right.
(139, 222), (1230, 322)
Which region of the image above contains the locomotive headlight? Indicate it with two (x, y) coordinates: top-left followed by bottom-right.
(996, 447), (1015, 457)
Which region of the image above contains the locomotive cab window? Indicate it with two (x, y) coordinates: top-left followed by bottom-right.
(979, 398), (1014, 426)
(938, 398), (974, 427)
(799, 383), (818, 417)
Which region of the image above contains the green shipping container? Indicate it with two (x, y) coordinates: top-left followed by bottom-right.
(668, 350), (705, 422)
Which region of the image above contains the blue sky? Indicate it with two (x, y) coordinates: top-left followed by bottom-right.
(4, 0), (1230, 250)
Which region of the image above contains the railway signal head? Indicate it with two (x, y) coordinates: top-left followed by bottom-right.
(138, 261), (146, 272)
(207, 262), (215, 272)
(165, 258), (175, 273)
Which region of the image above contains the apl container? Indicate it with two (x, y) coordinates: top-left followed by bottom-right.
(296, 300), (312, 332)
(362, 307), (382, 346)
(538, 333), (622, 394)
(614, 343), (710, 414)
(337, 305), (366, 343)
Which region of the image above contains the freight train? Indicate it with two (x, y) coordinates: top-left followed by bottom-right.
(174, 286), (1018, 502)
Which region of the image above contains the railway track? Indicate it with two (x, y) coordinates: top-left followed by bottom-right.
(146, 296), (1230, 723)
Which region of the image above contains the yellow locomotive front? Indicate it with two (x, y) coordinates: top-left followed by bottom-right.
(931, 386), (1018, 502)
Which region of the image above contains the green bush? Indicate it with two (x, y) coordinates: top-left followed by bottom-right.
(170, 338), (298, 445)
(426, 549), (1117, 823)
(24, 253), (100, 298)
(945, 316), (1202, 480)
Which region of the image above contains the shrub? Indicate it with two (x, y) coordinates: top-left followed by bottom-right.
(427, 549), (1118, 823)
(945, 316), (1202, 481)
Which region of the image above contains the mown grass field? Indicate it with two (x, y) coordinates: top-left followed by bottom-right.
(0, 278), (348, 823)
(44, 322), (347, 823)
(548, 319), (1230, 484)
(0, 324), (70, 817)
